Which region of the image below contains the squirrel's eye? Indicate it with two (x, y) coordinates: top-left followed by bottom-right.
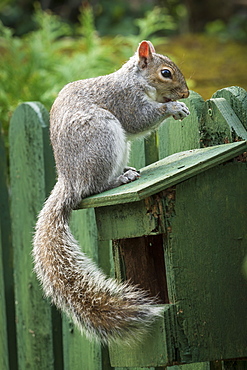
(161, 69), (172, 79)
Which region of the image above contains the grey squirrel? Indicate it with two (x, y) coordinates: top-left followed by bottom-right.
(33, 40), (190, 344)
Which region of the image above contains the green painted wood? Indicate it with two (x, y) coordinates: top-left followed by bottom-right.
(209, 361), (223, 370)
(95, 198), (161, 240)
(212, 86), (247, 131)
(115, 367), (157, 370)
(62, 319), (102, 370)
(200, 91), (247, 147)
(201, 99), (232, 146)
(80, 141), (246, 209)
(170, 363), (210, 370)
(98, 243), (114, 369)
(145, 131), (159, 165)
(128, 138), (146, 170)
(5, 88), (246, 369)
(9, 102), (57, 369)
(109, 305), (171, 367)
(0, 122), (18, 370)
(0, 224), (9, 370)
(109, 161), (247, 367)
(166, 162), (247, 362)
(63, 208), (105, 370)
(206, 98), (247, 141)
(158, 91), (204, 159)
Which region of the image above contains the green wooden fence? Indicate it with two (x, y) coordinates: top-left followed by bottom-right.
(0, 86), (247, 369)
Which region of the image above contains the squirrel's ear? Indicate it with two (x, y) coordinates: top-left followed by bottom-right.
(137, 40), (155, 69)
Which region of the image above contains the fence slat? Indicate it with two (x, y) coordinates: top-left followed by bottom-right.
(4, 87), (247, 369)
(9, 102), (57, 369)
(0, 224), (9, 370)
(207, 98), (247, 140)
(0, 122), (18, 370)
(158, 91), (204, 159)
(212, 86), (247, 131)
(62, 208), (104, 370)
(128, 138), (146, 170)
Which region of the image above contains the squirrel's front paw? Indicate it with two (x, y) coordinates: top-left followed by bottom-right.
(165, 101), (190, 120)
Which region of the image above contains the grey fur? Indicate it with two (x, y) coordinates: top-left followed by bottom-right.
(33, 41), (190, 344)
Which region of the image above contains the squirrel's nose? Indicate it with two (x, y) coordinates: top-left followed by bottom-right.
(180, 90), (190, 99)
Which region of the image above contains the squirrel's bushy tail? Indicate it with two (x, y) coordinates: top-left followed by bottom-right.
(33, 180), (162, 344)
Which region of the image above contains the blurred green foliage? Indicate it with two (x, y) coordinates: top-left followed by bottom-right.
(0, 0), (187, 37)
(205, 15), (247, 42)
(0, 3), (246, 147)
(0, 5), (179, 140)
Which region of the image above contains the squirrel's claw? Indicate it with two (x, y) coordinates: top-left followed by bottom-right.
(165, 101), (190, 120)
(118, 169), (141, 185)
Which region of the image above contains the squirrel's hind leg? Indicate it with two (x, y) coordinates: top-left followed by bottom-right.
(111, 168), (141, 187)
(56, 107), (132, 197)
(107, 143), (141, 188)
